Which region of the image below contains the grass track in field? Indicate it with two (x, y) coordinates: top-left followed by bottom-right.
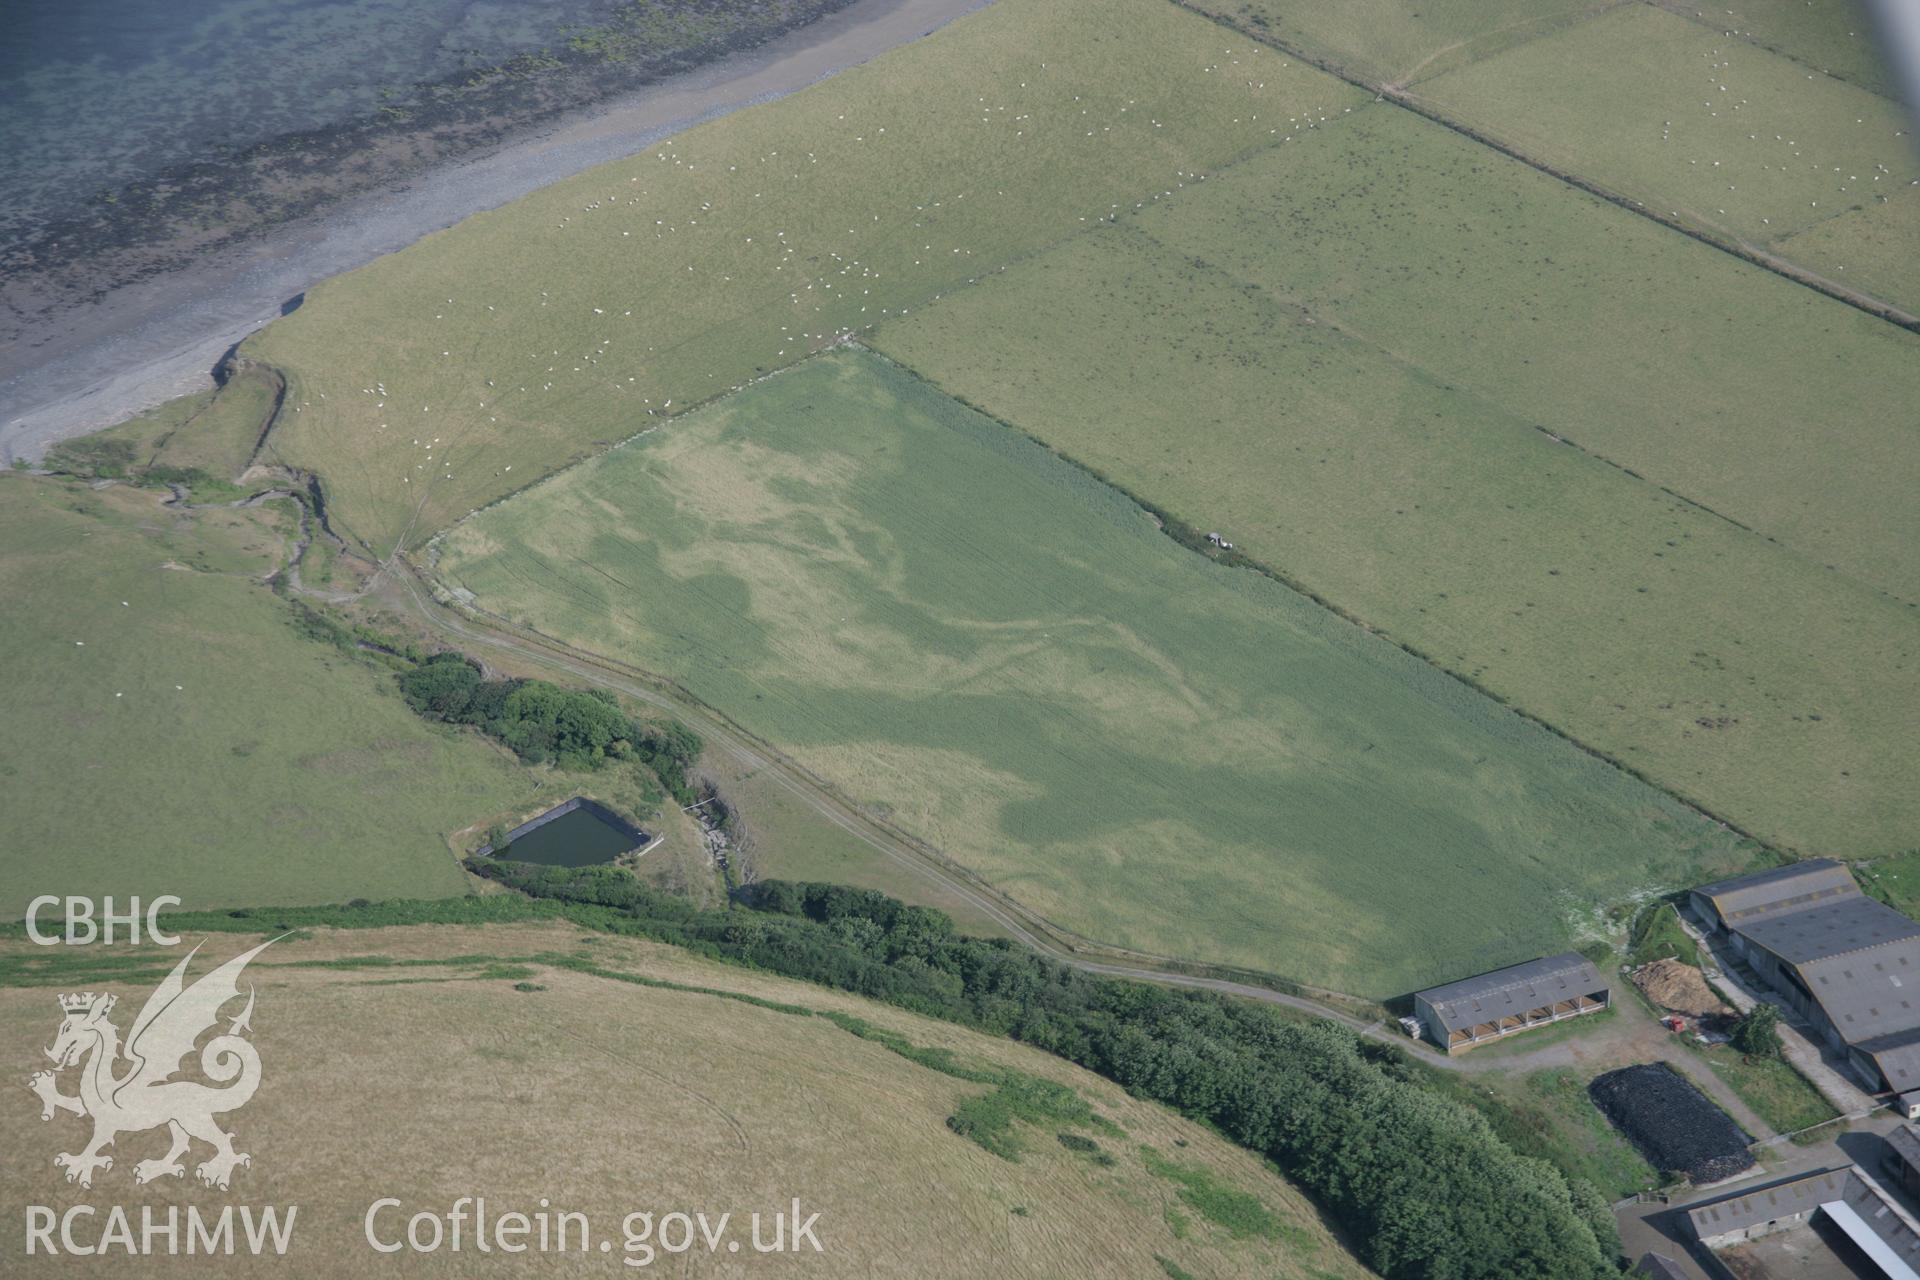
(247, 0), (1366, 556)
(1414, 4), (1916, 277)
(438, 350), (1754, 996)
(872, 159), (1919, 861)
(0, 474), (542, 915)
(0, 923), (1365, 1278)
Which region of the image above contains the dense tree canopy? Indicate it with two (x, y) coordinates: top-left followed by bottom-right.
(397, 654), (696, 795)
(476, 863), (1618, 1278)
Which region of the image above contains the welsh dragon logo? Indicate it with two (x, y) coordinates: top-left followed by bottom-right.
(26, 940), (275, 1189)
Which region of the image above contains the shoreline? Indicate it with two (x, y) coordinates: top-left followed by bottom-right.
(0, 0), (991, 464)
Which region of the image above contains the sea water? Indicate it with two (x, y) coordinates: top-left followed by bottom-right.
(0, 0), (626, 244)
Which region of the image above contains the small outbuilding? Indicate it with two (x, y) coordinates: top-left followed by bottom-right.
(1412, 952), (1610, 1054)
(1887, 1125), (1920, 1200)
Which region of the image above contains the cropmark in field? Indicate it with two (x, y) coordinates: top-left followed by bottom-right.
(435, 351), (1753, 997)
(873, 106), (1920, 863)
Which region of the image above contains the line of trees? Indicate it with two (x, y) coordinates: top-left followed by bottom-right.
(473, 864), (1618, 1278)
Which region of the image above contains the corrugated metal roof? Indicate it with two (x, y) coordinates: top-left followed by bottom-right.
(1888, 1124), (1920, 1173)
(1824, 1197), (1920, 1280)
(1724, 891), (1920, 1057)
(1790, 940), (1920, 1044)
(1693, 858), (1858, 926)
(1684, 1167), (1850, 1235)
(1864, 1033), (1920, 1093)
(1413, 952), (1607, 1035)
(1743, 895), (1920, 965)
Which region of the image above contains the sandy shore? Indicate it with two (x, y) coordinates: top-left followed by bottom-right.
(0, 0), (990, 463)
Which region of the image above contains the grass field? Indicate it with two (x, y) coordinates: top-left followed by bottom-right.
(1185, 0), (1608, 86)
(1120, 104), (1920, 604)
(51, 366), (279, 485)
(246, 0), (1367, 555)
(47, 388), (214, 471)
(1652, 0), (1901, 99)
(0, 472), (559, 916)
(1856, 849), (1920, 920)
(0, 922), (1369, 1277)
(690, 737), (1018, 939)
(437, 350), (1753, 996)
(1413, 3), (1918, 304)
(1425, 1065), (1658, 1201)
(144, 363), (280, 480)
(1777, 186), (1920, 315)
(1687, 1041), (1837, 1135)
(873, 112), (1920, 862)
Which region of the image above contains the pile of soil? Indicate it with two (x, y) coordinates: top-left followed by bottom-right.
(1633, 958), (1733, 1019)
(1589, 1063), (1754, 1185)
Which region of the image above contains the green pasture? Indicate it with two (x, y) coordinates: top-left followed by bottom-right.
(1652, 0), (1901, 99)
(1186, 0), (1606, 86)
(874, 190), (1919, 861)
(1778, 186), (1920, 315)
(145, 363), (279, 480)
(1423, 1065), (1658, 1201)
(1416, 4), (1916, 255)
(0, 474), (543, 917)
(438, 350), (1754, 996)
(1120, 104), (1920, 604)
(50, 388), (214, 470)
(247, 0), (1365, 555)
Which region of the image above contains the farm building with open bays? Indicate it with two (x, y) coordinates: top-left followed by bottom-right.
(1683, 1164), (1920, 1279)
(1410, 952), (1609, 1054)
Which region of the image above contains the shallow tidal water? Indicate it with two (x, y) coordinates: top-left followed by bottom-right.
(0, 0), (624, 242)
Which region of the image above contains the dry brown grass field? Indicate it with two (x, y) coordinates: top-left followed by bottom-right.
(0, 924), (1370, 1277)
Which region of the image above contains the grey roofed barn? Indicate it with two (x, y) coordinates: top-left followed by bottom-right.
(1861, 1031), (1920, 1095)
(1683, 1164), (1920, 1277)
(1688, 858), (1920, 1094)
(1412, 952), (1609, 1053)
(1740, 895), (1920, 965)
(1689, 857), (1859, 930)
(1685, 1167), (1852, 1240)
